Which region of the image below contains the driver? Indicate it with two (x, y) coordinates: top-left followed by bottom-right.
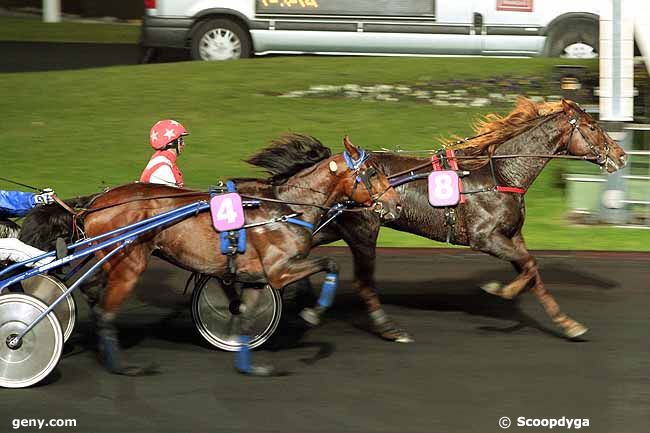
(139, 119), (188, 187)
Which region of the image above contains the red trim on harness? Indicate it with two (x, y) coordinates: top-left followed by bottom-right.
(446, 150), (465, 203)
(446, 149), (459, 170)
(495, 186), (526, 194)
(431, 155), (442, 171)
(432, 151), (465, 203)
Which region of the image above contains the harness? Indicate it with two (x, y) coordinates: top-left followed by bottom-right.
(386, 111), (613, 244)
(209, 147), (382, 284)
(567, 111), (610, 167)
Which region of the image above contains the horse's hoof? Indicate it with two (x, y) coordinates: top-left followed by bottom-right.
(101, 358), (159, 376)
(299, 308), (321, 327)
(236, 364), (278, 377)
(480, 281), (503, 296)
(395, 333), (415, 343)
(118, 363), (160, 376)
(565, 323), (588, 339)
(381, 329), (414, 343)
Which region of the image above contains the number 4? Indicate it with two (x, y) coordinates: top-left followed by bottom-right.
(216, 198), (238, 223)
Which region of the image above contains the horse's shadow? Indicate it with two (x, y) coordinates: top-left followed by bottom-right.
(65, 262), (611, 359)
(320, 263), (617, 341)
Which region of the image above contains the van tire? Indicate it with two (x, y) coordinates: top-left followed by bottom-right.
(545, 21), (598, 58)
(191, 18), (252, 61)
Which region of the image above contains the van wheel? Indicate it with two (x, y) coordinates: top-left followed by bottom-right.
(191, 18), (252, 61)
(546, 21), (598, 58)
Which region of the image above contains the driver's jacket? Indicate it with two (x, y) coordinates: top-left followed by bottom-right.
(139, 150), (184, 187)
(0, 190), (37, 218)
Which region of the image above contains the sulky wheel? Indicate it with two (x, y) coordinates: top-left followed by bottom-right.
(19, 275), (76, 342)
(0, 293), (63, 388)
(191, 278), (282, 351)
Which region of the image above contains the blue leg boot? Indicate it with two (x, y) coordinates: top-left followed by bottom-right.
(299, 273), (337, 326)
(234, 335), (276, 376)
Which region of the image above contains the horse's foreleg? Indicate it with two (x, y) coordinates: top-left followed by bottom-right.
(234, 256), (339, 377)
(267, 256), (340, 327)
(529, 271), (588, 339)
(337, 217), (413, 343)
(234, 284), (276, 376)
(95, 247), (155, 376)
(497, 233), (588, 337)
(478, 232), (588, 339)
(349, 240), (413, 343)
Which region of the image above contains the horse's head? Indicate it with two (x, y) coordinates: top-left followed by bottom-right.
(328, 136), (402, 221)
(561, 99), (628, 173)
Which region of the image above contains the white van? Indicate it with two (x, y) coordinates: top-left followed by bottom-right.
(139, 0), (601, 61)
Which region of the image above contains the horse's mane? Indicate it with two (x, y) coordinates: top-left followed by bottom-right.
(19, 194), (99, 250)
(245, 133), (332, 184)
(444, 97), (564, 170)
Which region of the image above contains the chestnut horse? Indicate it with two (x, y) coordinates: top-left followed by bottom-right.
(310, 99), (627, 341)
(37, 135), (400, 376)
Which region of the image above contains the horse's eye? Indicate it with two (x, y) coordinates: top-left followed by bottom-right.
(589, 124), (596, 131)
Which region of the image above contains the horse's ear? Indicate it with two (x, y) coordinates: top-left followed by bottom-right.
(561, 99), (576, 114)
(343, 135), (360, 159)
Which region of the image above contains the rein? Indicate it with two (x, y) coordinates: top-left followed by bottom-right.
(53, 191), (209, 217)
(52, 195), (78, 215)
(239, 193), (373, 214)
(52, 181), (375, 229)
(386, 154), (599, 179)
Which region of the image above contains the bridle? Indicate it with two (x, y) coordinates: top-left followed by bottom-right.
(343, 148), (392, 211)
(566, 109), (610, 167)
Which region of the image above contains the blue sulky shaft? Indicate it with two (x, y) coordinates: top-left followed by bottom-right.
(7, 239), (132, 347)
(0, 200), (211, 290)
(2, 200), (216, 347)
(0, 200), (211, 281)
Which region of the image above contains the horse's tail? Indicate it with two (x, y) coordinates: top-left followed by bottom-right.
(19, 194), (98, 250)
(0, 219), (21, 238)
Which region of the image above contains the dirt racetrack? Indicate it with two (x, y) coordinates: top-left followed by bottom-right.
(2, 248), (648, 433)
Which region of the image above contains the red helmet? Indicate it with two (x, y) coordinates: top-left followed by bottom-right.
(149, 119), (188, 150)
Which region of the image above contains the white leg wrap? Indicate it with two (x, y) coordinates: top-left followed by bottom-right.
(0, 238), (52, 267)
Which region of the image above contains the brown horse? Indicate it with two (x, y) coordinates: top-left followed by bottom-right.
(77, 135), (401, 376)
(311, 99), (627, 341)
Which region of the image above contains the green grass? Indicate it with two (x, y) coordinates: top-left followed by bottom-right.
(2, 56), (648, 250)
(0, 17), (139, 44)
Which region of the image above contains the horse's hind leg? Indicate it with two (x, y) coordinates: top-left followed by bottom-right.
(94, 246), (155, 376)
(478, 232), (536, 299)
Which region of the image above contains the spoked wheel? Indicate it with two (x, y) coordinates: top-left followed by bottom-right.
(19, 275), (76, 342)
(191, 277), (282, 351)
(0, 293), (63, 388)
